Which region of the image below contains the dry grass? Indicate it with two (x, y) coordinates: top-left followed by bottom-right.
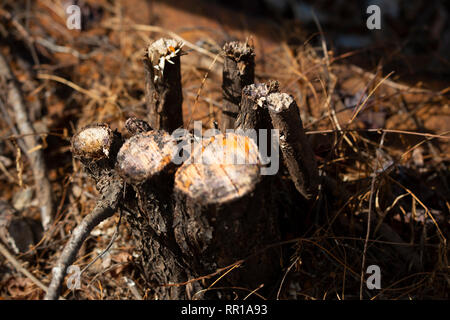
(0, 0), (448, 300)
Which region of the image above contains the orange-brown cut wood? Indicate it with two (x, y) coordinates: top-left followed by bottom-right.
(116, 130), (177, 184)
(174, 132), (261, 205)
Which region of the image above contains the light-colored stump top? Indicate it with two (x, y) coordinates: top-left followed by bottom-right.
(175, 133), (261, 205)
(146, 38), (183, 82)
(71, 124), (113, 160)
(147, 38), (183, 61)
(267, 92), (294, 113)
(116, 130), (177, 183)
(223, 41), (254, 60)
(242, 81), (280, 107)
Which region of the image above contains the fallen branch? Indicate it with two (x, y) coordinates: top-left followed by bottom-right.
(44, 177), (122, 300)
(0, 52), (53, 230)
(173, 133), (281, 298)
(45, 124), (123, 300)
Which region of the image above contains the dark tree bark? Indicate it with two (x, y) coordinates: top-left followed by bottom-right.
(267, 93), (319, 200)
(48, 88), (320, 301)
(221, 41), (255, 131)
(144, 38), (184, 132)
(234, 81), (279, 131)
(124, 117), (152, 136)
(115, 129), (195, 299)
(45, 175), (123, 300)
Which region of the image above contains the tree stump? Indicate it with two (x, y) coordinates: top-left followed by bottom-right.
(173, 133), (281, 298)
(267, 92), (319, 200)
(235, 81), (279, 131)
(144, 38), (184, 132)
(45, 124), (124, 300)
(115, 129), (193, 299)
(71, 123), (122, 180)
(221, 41), (255, 131)
(48, 37), (320, 301)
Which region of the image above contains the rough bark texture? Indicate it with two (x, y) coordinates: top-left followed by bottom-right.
(0, 200), (42, 255)
(124, 117), (152, 136)
(235, 81), (279, 131)
(267, 93), (319, 200)
(115, 131), (281, 299)
(116, 128), (195, 299)
(221, 41), (255, 131)
(144, 38), (184, 132)
(121, 174), (195, 300)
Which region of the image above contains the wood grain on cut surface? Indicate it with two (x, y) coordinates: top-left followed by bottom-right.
(116, 130), (177, 184)
(71, 124), (113, 160)
(175, 133), (261, 205)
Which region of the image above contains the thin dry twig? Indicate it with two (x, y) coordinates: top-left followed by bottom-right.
(305, 128), (450, 140)
(0, 242), (54, 297)
(360, 132), (386, 300)
(186, 52), (221, 129)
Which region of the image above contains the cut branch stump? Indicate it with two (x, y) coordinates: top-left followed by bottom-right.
(144, 38), (184, 132)
(0, 52), (54, 230)
(221, 41), (255, 131)
(267, 92), (319, 200)
(235, 81), (279, 131)
(116, 129), (193, 299)
(45, 123), (123, 300)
